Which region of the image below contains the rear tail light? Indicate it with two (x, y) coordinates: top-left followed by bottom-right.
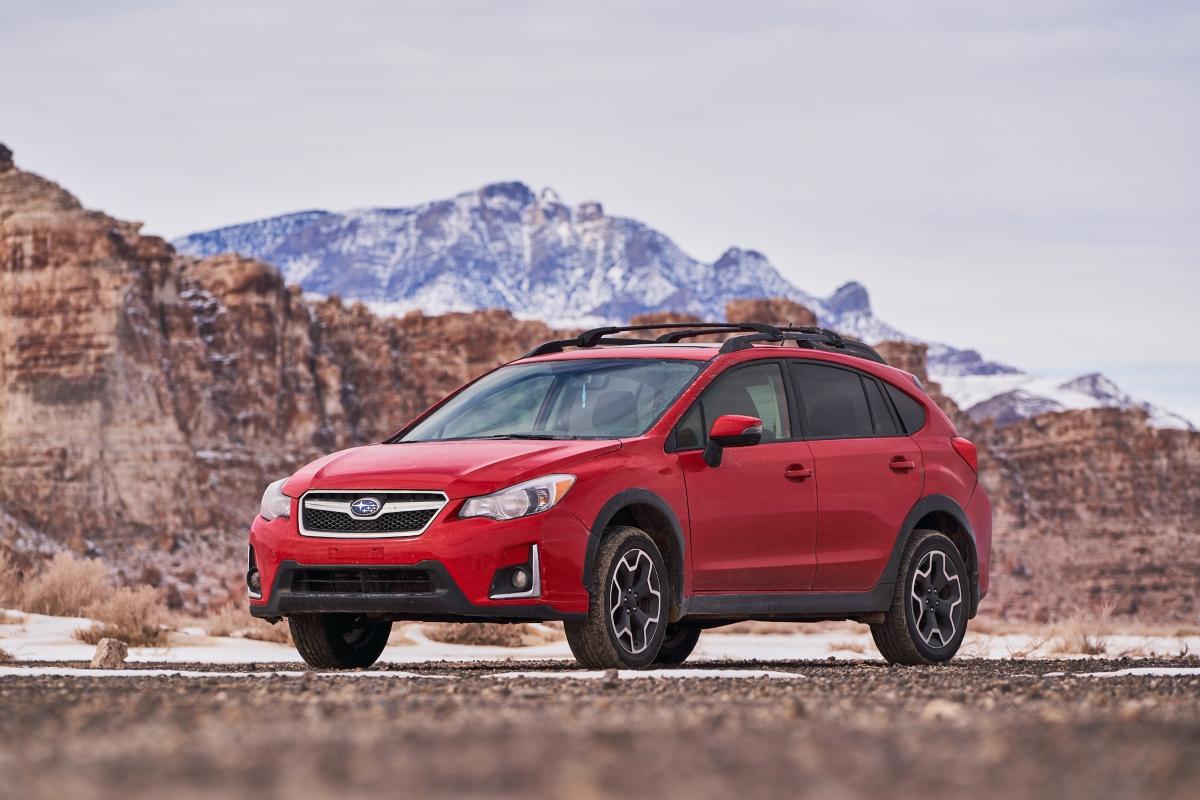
(951, 436), (978, 473)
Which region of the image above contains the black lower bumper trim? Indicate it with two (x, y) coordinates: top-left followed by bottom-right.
(250, 559), (585, 623)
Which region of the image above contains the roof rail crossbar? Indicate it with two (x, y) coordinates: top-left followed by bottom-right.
(719, 329), (885, 364)
(522, 321), (886, 365)
(523, 321), (756, 358)
(654, 322), (782, 343)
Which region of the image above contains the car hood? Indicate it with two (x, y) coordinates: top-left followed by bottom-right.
(282, 439), (622, 499)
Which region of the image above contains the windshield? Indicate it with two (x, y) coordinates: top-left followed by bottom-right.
(398, 359), (703, 442)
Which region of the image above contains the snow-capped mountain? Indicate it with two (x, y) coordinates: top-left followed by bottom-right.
(174, 181), (1193, 430)
(936, 372), (1195, 431)
(172, 182), (988, 364)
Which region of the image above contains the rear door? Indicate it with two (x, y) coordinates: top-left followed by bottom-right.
(675, 360), (818, 592)
(788, 361), (924, 591)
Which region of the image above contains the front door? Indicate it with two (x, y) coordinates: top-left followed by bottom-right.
(676, 360), (818, 592)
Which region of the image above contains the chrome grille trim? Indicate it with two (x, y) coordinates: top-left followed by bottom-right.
(298, 489), (449, 539)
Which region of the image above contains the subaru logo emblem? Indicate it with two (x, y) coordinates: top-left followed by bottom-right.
(349, 497), (381, 517)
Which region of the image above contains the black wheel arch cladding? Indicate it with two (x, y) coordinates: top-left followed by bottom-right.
(583, 488), (687, 618)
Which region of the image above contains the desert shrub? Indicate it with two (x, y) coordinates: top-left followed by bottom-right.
(0, 646), (13, 663)
(201, 602), (291, 644)
(74, 585), (167, 647)
(1048, 616), (1107, 656)
(0, 549), (24, 608)
(20, 552), (110, 617)
(422, 621), (562, 647)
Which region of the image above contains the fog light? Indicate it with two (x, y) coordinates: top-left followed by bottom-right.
(510, 567), (531, 592)
(247, 568), (261, 594)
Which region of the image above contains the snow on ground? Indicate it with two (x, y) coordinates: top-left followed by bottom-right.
(485, 669), (801, 681)
(4, 609), (1199, 668)
(1044, 667), (1200, 678)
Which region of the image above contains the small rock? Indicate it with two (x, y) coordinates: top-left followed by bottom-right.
(920, 699), (966, 722)
(603, 668), (620, 688)
(90, 638), (128, 669)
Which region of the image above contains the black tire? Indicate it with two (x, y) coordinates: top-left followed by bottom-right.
(654, 623), (701, 665)
(871, 530), (969, 665)
(289, 613), (392, 669)
(565, 526), (670, 669)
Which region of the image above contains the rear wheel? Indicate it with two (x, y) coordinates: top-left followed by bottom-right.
(654, 623), (701, 665)
(289, 613), (392, 669)
(871, 530), (968, 665)
(565, 526), (669, 669)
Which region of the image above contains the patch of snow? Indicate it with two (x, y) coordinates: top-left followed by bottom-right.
(0, 666), (442, 679)
(485, 669), (802, 681)
(1044, 667), (1200, 678)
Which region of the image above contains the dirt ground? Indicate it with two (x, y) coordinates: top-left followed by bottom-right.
(2, 657), (1198, 800)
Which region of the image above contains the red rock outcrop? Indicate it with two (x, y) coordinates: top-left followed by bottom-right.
(2, 148), (1198, 621)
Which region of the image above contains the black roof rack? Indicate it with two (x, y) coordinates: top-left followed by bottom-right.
(522, 321), (887, 365)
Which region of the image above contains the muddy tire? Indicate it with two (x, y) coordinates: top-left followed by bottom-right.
(871, 530), (969, 665)
(289, 613), (392, 669)
(654, 623), (701, 665)
(565, 526), (669, 669)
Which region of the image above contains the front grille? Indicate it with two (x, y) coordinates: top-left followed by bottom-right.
(302, 507), (438, 533)
(290, 568), (435, 595)
(298, 490), (448, 537)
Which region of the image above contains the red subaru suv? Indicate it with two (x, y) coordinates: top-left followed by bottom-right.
(248, 323), (991, 669)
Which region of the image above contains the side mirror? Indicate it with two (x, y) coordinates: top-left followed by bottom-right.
(703, 414), (763, 467)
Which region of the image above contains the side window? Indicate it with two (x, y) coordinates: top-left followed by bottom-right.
(673, 362), (791, 449)
(790, 363), (873, 439)
(864, 377), (902, 436)
(675, 403), (705, 450)
(885, 382), (927, 434)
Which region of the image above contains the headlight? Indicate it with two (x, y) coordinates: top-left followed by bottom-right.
(259, 478), (293, 521)
(459, 474), (576, 521)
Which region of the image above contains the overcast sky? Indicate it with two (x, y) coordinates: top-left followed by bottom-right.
(4, 0), (1198, 421)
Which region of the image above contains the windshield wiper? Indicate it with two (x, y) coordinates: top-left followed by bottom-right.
(422, 433), (578, 442)
(477, 433), (577, 440)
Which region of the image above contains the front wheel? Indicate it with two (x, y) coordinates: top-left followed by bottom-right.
(289, 613), (392, 669)
(565, 526), (669, 669)
(871, 530), (969, 665)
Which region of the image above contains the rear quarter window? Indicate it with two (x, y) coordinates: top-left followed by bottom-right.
(884, 382), (927, 433)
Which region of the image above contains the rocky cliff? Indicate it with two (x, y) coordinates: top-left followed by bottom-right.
(3, 148), (1198, 621)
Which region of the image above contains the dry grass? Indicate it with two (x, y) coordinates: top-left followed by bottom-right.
(1048, 616), (1108, 656)
(1004, 634), (1050, 659)
(0, 646), (13, 663)
(0, 549), (24, 608)
(1, 610), (26, 625)
(421, 622), (563, 647)
(827, 639), (867, 654)
(194, 602), (291, 645)
(19, 553), (111, 617)
(74, 586), (168, 647)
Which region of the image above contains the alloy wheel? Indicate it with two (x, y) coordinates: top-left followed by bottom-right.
(909, 550), (963, 649)
(608, 548), (662, 654)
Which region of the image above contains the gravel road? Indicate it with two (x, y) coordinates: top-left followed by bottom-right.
(2, 657), (1198, 800)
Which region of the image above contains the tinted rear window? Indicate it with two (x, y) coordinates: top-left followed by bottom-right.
(790, 363), (873, 439)
(884, 382), (927, 433)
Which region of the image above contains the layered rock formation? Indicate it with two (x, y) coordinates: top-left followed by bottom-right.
(2, 146), (1198, 621)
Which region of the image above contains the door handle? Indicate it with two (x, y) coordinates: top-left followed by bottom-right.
(889, 457), (916, 473)
(784, 464), (814, 481)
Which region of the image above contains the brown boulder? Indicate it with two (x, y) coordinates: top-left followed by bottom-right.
(90, 638), (128, 669)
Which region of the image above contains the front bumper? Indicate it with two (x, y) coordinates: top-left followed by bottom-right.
(248, 497), (592, 621)
(249, 558), (584, 622)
